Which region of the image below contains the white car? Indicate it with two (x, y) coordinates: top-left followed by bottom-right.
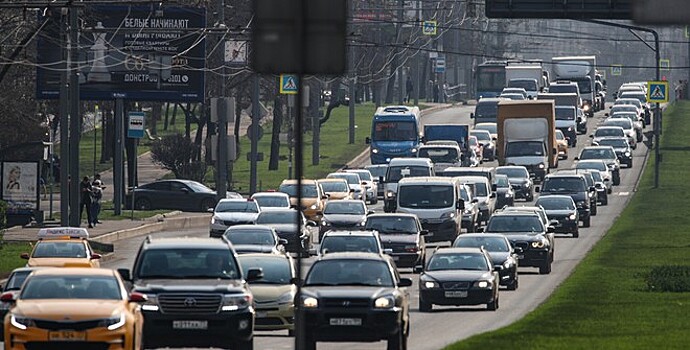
(251, 191), (291, 210)
(327, 172), (364, 200)
(344, 169), (378, 204)
(209, 198), (261, 237)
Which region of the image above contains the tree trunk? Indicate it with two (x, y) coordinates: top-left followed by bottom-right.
(385, 57), (397, 104)
(151, 102), (161, 136)
(268, 96), (283, 170)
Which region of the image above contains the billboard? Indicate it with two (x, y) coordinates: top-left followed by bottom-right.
(36, 6), (206, 102)
(1, 162), (40, 213)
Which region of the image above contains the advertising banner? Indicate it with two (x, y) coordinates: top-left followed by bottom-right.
(1, 162), (39, 213)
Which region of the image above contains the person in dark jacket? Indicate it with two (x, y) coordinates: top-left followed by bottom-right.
(79, 176), (94, 228)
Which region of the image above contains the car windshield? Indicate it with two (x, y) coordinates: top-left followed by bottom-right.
(136, 249), (240, 279)
(620, 93), (646, 103)
(505, 141), (544, 157)
(580, 148), (615, 160)
(555, 107), (576, 120)
(548, 84), (577, 94)
(324, 202), (365, 215)
(556, 131), (565, 140)
(604, 119), (632, 130)
(590, 171), (603, 182)
(21, 275), (122, 300)
(256, 211), (296, 224)
(611, 106), (638, 113)
(496, 167), (528, 178)
(215, 201), (258, 213)
(596, 139), (628, 148)
(279, 184), (318, 198)
(187, 182), (213, 193)
(536, 197), (576, 210)
(486, 215), (544, 234)
(418, 147), (459, 163)
(305, 260), (393, 286)
(542, 178), (586, 193)
(471, 131), (491, 142)
(252, 195), (289, 208)
(365, 166), (387, 178)
(508, 79), (537, 91)
(615, 99), (641, 108)
(576, 161), (607, 171)
(373, 121), (418, 141)
(475, 102), (498, 118)
(595, 128), (624, 138)
(321, 236), (378, 254)
(4, 271), (32, 291)
(386, 166), (431, 182)
(238, 256), (292, 285)
(574, 79), (592, 94)
(495, 176), (510, 187)
(469, 137), (478, 147)
(349, 171), (372, 181)
(465, 182), (488, 196)
(365, 216), (418, 234)
(398, 185), (455, 209)
(224, 229), (276, 246)
(320, 181), (349, 192)
(475, 124), (497, 135)
(427, 253), (489, 271)
(454, 237), (510, 252)
(328, 173), (359, 185)
(32, 242), (86, 258)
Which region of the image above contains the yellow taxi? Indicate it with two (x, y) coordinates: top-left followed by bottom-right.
(237, 254), (296, 335)
(21, 228), (101, 268)
(2, 267), (146, 350)
(278, 179), (327, 222)
(317, 178), (353, 201)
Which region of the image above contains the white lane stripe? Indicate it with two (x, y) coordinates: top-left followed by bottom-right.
(618, 192), (630, 196)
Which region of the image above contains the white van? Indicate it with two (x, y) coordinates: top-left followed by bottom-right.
(395, 177), (464, 244)
(382, 158), (434, 212)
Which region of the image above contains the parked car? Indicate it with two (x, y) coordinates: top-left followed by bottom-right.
(127, 179), (242, 212)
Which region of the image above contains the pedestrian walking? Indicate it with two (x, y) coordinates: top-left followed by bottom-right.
(79, 176), (94, 228)
(91, 176), (104, 225)
(405, 76), (413, 103)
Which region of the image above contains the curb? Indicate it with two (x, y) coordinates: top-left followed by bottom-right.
(92, 213), (211, 246)
(341, 103), (457, 170)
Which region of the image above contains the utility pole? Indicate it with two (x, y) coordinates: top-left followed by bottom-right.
(414, 0), (422, 106)
(249, 74), (260, 194)
(68, 6), (81, 226)
(397, 0), (405, 105)
(59, 7), (69, 226)
(216, 0), (228, 202)
(348, 0), (356, 144)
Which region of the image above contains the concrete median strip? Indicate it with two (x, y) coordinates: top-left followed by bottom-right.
(93, 213), (211, 248)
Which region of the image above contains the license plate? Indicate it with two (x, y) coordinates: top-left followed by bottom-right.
(173, 320), (208, 330)
(256, 311), (268, 318)
(48, 331), (86, 341)
(329, 318), (362, 326)
(444, 291), (468, 298)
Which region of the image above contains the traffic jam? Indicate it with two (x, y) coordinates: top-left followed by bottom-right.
(1, 58), (654, 350)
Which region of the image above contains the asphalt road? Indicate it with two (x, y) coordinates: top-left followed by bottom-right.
(99, 104), (649, 350)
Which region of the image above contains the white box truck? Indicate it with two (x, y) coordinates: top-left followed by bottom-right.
(505, 63), (546, 99)
(551, 56), (597, 115)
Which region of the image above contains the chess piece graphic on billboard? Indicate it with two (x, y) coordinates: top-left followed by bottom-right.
(87, 22), (111, 82)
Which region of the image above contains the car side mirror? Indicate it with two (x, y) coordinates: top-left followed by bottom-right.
(604, 113), (609, 117)
(379, 176), (384, 183)
(207, 208), (215, 213)
(589, 134), (594, 138)
(493, 265), (503, 272)
(181, 188), (190, 194)
(306, 220), (318, 227)
(91, 253), (102, 260)
(604, 178), (610, 182)
(367, 210), (375, 215)
(420, 230), (429, 236)
(489, 193), (496, 199)
(470, 113), (475, 119)
(456, 199), (464, 210)
(535, 187), (540, 193)
(349, 189), (355, 193)
(117, 268), (131, 282)
(471, 198), (479, 204)
(20, 253), (29, 260)
(290, 277), (303, 286)
(574, 157), (579, 160)
(365, 137), (371, 144)
(399, 278), (413, 287)
(577, 117), (582, 123)
(383, 248), (393, 255)
(1, 292), (15, 303)
(413, 265), (424, 273)
(278, 238), (289, 246)
(128, 292), (148, 303)
(589, 186), (596, 192)
(549, 220), (559, 226)
(246, 268), (264, 282)
(547, 226), (555, 233)
(476, 227), (484, 233)
(595, 183), (603, 189)
(491, 184), (497, 192)
(321, 195), (328, 200)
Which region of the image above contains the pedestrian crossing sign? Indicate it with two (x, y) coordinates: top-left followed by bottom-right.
(280, 74), (298, 94)
(422, 21), (437, 35)
(647, 81), (669, 103)
(611, 65), (622, 76)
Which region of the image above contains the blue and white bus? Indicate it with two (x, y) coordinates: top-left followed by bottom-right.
(366, 106), (422, 164)
(476, 60), (507, 99)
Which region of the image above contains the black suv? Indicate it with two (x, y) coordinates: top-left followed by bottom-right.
(481, 211), (555, 274)
(365, 213), (428, 268)
(539, 174), (593, 227)
(301, 252), (412, 350)
(118, 237), (262, 350)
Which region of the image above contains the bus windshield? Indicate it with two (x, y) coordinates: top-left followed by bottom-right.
(373, 121), (418, 141)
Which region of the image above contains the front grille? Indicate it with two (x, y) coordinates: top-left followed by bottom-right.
(330, 222), (357, 228)
(26, 343), (109, 350)
(255, 318), (285, 326)
(158, 293), (222, 314)
(224, 220), (253, 226)
(442, 281), (470, 290)
(33, 319), (102, 331)
(323, 298), (370, 308)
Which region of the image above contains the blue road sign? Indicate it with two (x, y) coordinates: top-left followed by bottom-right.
(423, 21), (437, 35)
(280, 74), (298, 94)
(128, 112), (145, 138)
(647, 81), (669, 103)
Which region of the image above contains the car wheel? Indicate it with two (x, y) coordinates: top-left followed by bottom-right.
(583, 216), (591, 228)
(371, 197), (378, 205)
(507, 276), (518, 291)
(134, 198), (152, 211)
(573, 228), (579, 238)
(387, 329), (407, 350)
(614, 174), (621, 186)
(487, 295), (499, 311)
(234, 338), (254, 350)
(627, 161), (633, 168)
(591, 204), (597, 216)
(288, 329), (295, 337)
(200, 198), (215, 212)
(527, 191), (534, 202)
(419, 297), (432, 312)
(539, 261), (552, 274)
(602, 195), (608, 206)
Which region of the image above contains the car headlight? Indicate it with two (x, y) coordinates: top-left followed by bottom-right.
(440, 211), (456, 220)
(567, 127), (573, 132)
(538, 163), (545, 169)
(386, 191), (396, 198)
(211, 216), (219, 225)
(277, 291), (295, 305)
(531, 239), (547, 248)
(474, 280), (492, 288)
(359, 220), (367, 226)
(99, 312), (126, 331)
(411, 148), (418, 153)
(568, 214), (577, 220)
(583, 105), (591, 112)
(321, 219), (329, 226)
(303, 297), (318, 308)
(372, 149), (379, 154)
(10, 314), (34, 330)
(505, 192), (512, 198)
(222, 293), (252, 311)
(310, 204), (318, 210)
(624, 152), (631, 157)
(503, 260), (512, 269)
(423, 281), (439, 289)
(374, 296), (395, 309)
(142, 294), (159, 312)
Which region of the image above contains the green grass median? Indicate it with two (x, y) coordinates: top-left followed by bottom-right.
(0, 241), (32, 278)
(445, 101), (690, 350)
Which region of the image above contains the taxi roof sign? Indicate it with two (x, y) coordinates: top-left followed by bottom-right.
(647, 81), (669, 103)
(37, 227), (90, 240)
